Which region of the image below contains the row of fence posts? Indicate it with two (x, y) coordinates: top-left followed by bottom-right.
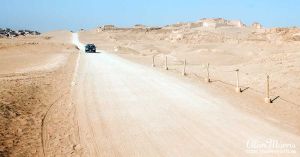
(152, 55), (273, 104)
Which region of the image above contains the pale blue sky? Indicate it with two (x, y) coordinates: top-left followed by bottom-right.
(0, 0), (299, 32)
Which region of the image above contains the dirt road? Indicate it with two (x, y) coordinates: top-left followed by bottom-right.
(72, 34), (299, 157)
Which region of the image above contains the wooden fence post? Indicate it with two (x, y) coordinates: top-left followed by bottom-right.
(165, 56), (168, 70)
(264, 75), (271, 103)
(182, 59), (186, 76)
(235, 69), (241, 92)
(205, 63), (211, 83)
(152, 55), (155, 67)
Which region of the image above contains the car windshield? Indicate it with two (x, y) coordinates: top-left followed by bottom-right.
(86, 44), (95, 47)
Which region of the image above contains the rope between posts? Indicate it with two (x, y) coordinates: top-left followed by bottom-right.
(151, 53), (300, 106)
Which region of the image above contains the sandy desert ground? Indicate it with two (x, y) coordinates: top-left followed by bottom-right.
(77, 23), (300, 156)
(1, 18), (300, 157)
(79, 24), (300, 134)
(0, 31), (80, 156)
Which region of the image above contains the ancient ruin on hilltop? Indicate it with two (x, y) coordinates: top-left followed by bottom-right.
(197, 18), (246, 28)
(252, 22), (263, 29)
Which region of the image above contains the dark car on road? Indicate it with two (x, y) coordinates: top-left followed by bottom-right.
(85, 44), (96, 53)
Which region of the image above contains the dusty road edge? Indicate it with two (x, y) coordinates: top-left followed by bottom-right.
(41, 42), (81, 156)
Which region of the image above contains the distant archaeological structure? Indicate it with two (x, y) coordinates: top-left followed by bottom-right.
(165, 18), (248, 29)
(252, 22), (263, 29)
(198, 18), (245, 28)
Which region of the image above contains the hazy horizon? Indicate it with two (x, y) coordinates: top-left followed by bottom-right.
(1, 0), (300, 32)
